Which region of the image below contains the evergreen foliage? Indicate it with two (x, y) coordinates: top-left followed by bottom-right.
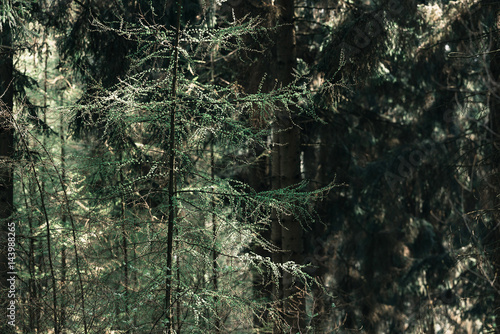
(5, 0), (500, 333)
(3, 1), (333, 332)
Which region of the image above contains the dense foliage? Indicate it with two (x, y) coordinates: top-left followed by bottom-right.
(2, 0), (500, 333)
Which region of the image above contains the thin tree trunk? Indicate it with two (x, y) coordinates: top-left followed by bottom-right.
(211, 140), (220, 332)
(208, 2), (220, 329)
(271, 125), (283, 333)
(165, 1), (182, 332)
(22, 176), (39, 332)
(43, 33), (49, 139)
(133, 242), (138, 329)
(31, 168), (43, 332)
(120, 152), (129, 330)
(176, 242), (181, 333)
(60, 245), (66, 328)
(59, 93), (67, 332)
(0, 21), (15, 334)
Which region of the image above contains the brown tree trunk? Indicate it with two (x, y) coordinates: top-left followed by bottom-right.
(273, 0), (305, 331)
(165, 2), (182, 333)
(0, 22), (15, 334)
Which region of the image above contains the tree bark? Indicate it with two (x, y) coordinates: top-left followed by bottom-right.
(165, 2), (182, 332)
(273, 0), (305, 331)
(0, 22), (15, 334)
(60, 92), (67, 332)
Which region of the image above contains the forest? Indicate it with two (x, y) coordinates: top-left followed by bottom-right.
(1, 0), (500, 333)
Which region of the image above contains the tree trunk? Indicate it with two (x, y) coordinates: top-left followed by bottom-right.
(165, 2), (182, 332)
(208, 3), (220, 329)
(488, 9), (500, 333)
(120, 153), (129, 330)
(0, 22), (15, 334)
(211, 141), (220, 332)
(229, 1), (276, 329)
(270, 125), (283, 333)
(273, 0), (305, 331)
(23, 176), (39, 332)
(133, 242), (138, 329)
(60, 93), (67, 332)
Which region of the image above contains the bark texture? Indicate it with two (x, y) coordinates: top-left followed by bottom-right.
(0, 23), (15, 334)
(273, 0), (305, 331)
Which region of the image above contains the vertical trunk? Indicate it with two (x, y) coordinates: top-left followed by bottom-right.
(119, 152), (129, 329)
(60, 246), (66, 328)
(175, 243), (181, 333)
(133, 242), (138, 329)
(122, 209), (129, 319)
(165, 2), (182, 332)
(211, 141), (220, 332)
(60, 94), (67, 331)
(43, 34), (49, 137)
(273, 0), (305, 332)
(23, 178), (39, 332)
(208, 2), (220, 330)
(0, 22), (15, 334)
(488, 9), (500, 333)
(270, 126), (283, 332)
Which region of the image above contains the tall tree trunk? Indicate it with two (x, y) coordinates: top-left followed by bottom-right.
(165, 2), (182, 332)
(273, 0), (305, 332)
(208, 3), (220, 329)
(488, 9), (500, 333)
(0, 22), (15, 334)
